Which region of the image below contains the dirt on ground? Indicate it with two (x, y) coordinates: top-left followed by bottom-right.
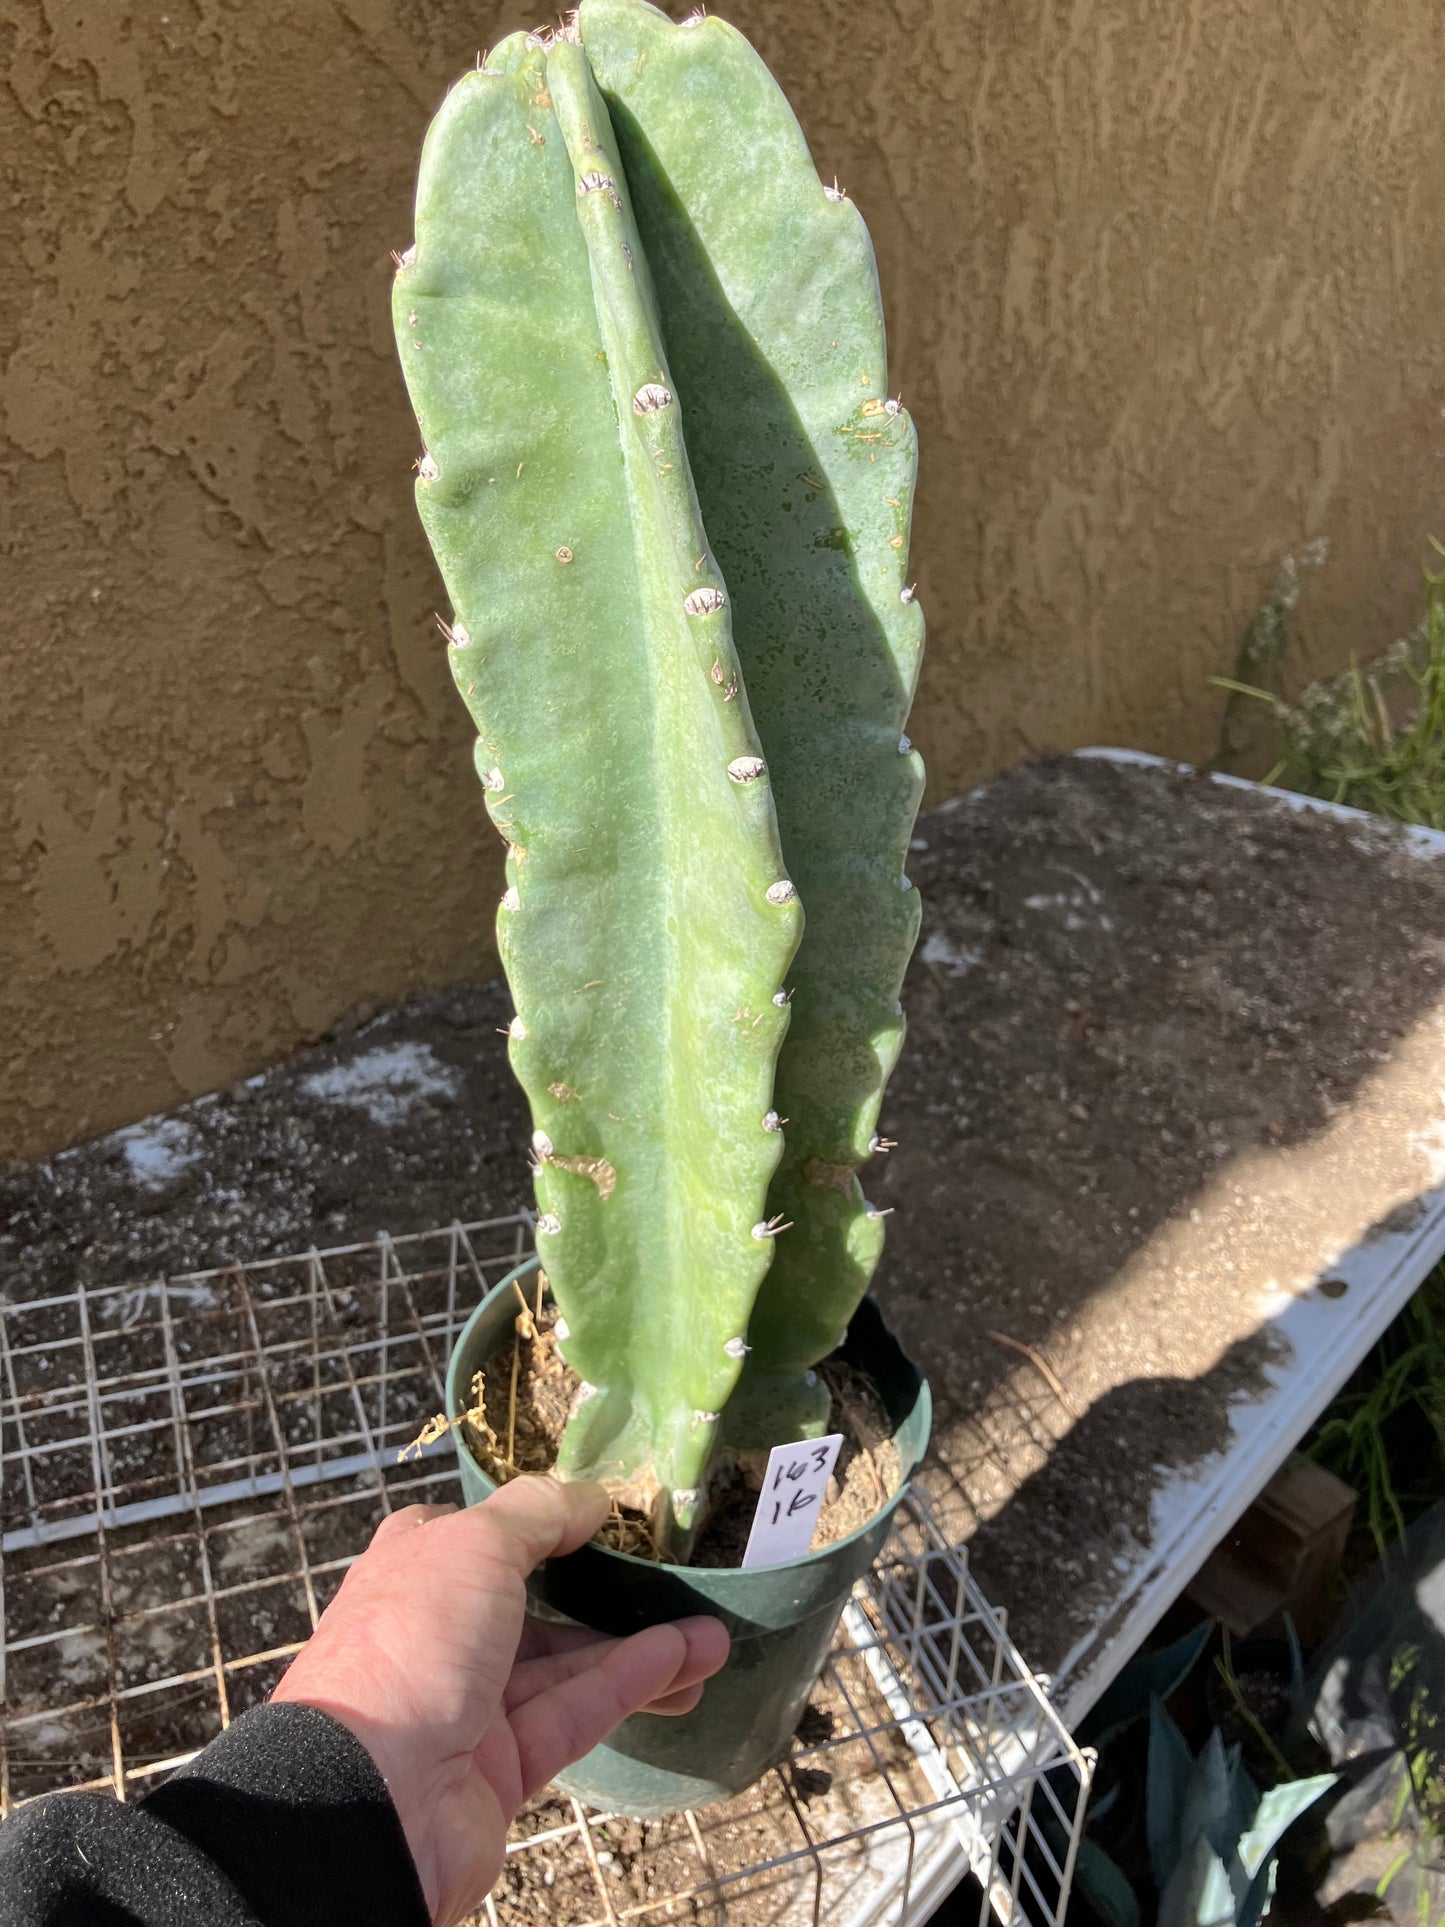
(870, 754), (1445, 1667)
(8, 754), (1445, 1675)
(0, 980), (533, 1300)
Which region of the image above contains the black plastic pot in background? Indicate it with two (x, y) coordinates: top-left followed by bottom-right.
(446, 1260), (932, 1817)
(1205, 1636), (1299, 1782)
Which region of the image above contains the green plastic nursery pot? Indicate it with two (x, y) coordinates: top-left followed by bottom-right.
(446, 1259), (931, 1817)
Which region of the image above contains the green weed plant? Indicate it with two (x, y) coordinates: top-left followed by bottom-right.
(1307, 1271), (1445, 1566)
(1214, 541), (1445, 827)
(1212, 545), (1445, 1560)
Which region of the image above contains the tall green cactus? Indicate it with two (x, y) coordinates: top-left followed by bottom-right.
(393, 0), (923, 1557)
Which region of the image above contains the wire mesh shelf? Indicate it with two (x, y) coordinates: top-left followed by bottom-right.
(1, 1219), (1090, 1926)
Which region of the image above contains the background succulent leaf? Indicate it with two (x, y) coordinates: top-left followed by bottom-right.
(1081, 1622), (1214, 1751)
(1148, 1699), (1200, 1891)
(1237, 1777), (1337, 1881)
(1072, 1840), (1143, 1927)
(1158, 1837), (1238, 1927)
(1137, 1696), (1334, 1927)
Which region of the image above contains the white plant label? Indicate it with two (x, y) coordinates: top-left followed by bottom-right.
(741, 1433), (844, 1568)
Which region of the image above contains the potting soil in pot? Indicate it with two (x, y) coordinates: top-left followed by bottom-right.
(448, 1290), (903, 1565)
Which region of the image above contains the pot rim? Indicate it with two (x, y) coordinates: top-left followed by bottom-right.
(445, 1254), (931, 1578)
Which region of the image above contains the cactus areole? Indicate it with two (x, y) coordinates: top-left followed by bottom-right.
(393, 0), (925, 1563)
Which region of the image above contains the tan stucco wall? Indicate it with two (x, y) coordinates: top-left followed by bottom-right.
(4, 1), (1444, 1163)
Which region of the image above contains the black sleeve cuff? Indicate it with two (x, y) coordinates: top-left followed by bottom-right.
(143, 1702), (429, 1927)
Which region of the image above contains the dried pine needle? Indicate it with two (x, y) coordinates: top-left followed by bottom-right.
(507, 1333), (521, 1466)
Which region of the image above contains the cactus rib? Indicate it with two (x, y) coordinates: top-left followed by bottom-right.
(578, 0), (926, 1442)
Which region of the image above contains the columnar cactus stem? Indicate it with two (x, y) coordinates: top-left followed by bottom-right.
(393, 31), (802, 1555)
(393, 0), (925, 1555)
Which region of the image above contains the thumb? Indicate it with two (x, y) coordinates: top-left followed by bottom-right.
(462, 1474), (611, 1578)
(508, 1622), (693, 1799)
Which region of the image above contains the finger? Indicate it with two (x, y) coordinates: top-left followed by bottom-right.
(460, 1474), (611, 1575)
(640, 1680), (705, 1717)
(505, 1634), (622, 1712)
(510, 1622), (692, 1798)
(515, 1617), (611, 1667)
(368, 1502), (457, 1546)
(507, 1615), (729, 1713)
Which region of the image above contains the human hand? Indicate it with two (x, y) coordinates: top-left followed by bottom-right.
(271, 1477), (729, 1927)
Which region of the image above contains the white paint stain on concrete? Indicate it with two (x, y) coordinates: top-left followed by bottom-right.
(299, 1042), (461, 1128)
(920, 931), (983, 977)
(114, 1117), (202, 1187)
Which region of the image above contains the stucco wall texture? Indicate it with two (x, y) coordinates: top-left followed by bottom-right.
(3, 1), (1444, 1163)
